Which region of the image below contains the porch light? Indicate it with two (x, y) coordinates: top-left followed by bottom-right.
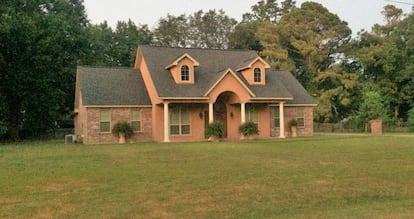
(230, 112), (234, 119)
(199, 111), (203, 119)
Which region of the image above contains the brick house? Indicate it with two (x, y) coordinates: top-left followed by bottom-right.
(74, 45), (316, 144)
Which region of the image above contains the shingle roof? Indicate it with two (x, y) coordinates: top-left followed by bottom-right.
(77, 66), (151, 106)
(140, 45), (300, 100)
(273, 70), (316, 105)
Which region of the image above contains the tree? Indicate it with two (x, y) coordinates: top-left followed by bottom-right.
(153, 10), (237, 49)
(357, 91), (390, 124)
(353, 5), (414, 121)
(228, 22), (263, 51)
(276, 2), (353, 122)
(0, 0), (88, 139)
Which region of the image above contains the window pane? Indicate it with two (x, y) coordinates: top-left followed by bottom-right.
(297, 118), (305, 127)
(170, 108), (179, 125)
(181, 109), (190, 124)
(181, 65), (189, 81)
(170, 125), (179, 135)
(131, 121), (141, 132)
(297, 108), (304, 117)
(254, 68), (261, 82)
(274, 118), (280, 128)
(100, 109), (110, 121)
(131, 110), (140, 121)
(181, 125), (190, 134)
(100, 121), (110, 132)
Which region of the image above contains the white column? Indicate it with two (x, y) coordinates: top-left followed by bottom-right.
(279, 102), (286, 138)
(241, 103), (246, 123)
(164, 102), (170, 142)
(209, 102), (214, 123)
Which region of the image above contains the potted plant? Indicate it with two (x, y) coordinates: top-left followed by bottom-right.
(205, 122), (224, 142)
(112, 121), (134, 144)
(239, 121), (259, 139)
(288, 119), (298, 137)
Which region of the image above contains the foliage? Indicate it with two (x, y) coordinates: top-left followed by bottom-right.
(152, 9), (237, 49)
(82, 20), (151, 67)
(357, 91), (390, 123)
(288, 119), (298, 127)
(3, 137), (414, 218)
(205, 122), (224, 138)
(238, 121), (259, 136)
(0, 0), (88, 140)
(111, 121), (134, 138)
(408, 108), (414, 132)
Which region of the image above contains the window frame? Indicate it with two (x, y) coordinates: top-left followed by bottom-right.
(181, 65), (190, 81)
(170, 106), (191, 135)
(99, 109), (111, 133)
(273, 106), (280, 128)
(296, 108), (305, 127)
(246, 104), (258, 125)
(253, 67), (261, 83)
(131, 109), (142, 132)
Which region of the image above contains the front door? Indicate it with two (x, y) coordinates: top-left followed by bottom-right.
(214, 95), (228, 137)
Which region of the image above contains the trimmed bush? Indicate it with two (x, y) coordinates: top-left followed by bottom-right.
(288, 119), (298, 127)
(205, 122), (224, 138)
(239, 122), (259, 137)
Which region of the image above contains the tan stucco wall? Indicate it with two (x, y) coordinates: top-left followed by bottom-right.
(169, 57), (196, 84)
(208, 72), (251, 103)
(241, 60), (266, 85)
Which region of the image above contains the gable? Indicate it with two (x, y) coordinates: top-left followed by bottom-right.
(205, 69), (254, 103)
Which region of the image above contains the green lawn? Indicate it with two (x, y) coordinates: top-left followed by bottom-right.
(1, 135), (414, 218)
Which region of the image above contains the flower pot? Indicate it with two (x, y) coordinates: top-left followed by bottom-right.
(290, 126), (297, 137)
(119, 133), (126, 144)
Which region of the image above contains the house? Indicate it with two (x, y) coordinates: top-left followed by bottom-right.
(74, 45), (316, 144)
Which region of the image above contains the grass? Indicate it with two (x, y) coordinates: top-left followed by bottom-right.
(1, 135), (414, 218)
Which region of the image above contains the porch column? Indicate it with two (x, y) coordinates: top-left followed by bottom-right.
(164, 102), (170, 142)
(279, 102), (286, 138)
(209, 102), (214, 123)
(241, 102), (246, 123)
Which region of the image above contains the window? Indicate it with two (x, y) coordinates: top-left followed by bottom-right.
(273, 107), (280, 128)
(170, 107), (190, 135)
(181, 65), (189, 81)
(246, 104), (258, 124)
(131, 109), (141, 132)
(254, 68), (261, 83)
(100, 109), (110, 132)
(296, 108), (305, 127)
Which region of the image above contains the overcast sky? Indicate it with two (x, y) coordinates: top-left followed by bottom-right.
(83, 0), (414, 35)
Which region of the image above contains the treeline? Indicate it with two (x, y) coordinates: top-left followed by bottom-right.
(1, 0), (414, 140)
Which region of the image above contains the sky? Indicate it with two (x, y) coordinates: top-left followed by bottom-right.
(83, 0), (414, 35)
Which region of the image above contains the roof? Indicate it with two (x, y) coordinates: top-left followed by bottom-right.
(139, 45), (295, 100)
(77, 66), (151, 106)
(274, 70), (315, 105)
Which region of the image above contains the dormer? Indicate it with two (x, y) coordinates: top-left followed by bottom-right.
(165, 53), (200, 84)
(236, 57), (270, 85)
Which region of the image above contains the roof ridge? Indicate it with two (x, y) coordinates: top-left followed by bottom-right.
(140, 44), (256, 53)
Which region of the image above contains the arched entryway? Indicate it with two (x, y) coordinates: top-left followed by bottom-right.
(208, 91), (241, 139)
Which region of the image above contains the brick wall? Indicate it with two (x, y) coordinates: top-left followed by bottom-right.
(83, 107), (152, 144)
(270, 106), (314, 137)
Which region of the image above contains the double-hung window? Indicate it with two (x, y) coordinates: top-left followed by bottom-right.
(296, 108), (305, 127)
(170, 107), (190, 135)
(246, 104), (258, 124)
(100, 109), (110, 132)
(273, 107), (280, 128)
(131, 109), (141, 132)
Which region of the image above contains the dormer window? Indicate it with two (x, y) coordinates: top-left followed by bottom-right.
(165, 53), (199, 84)
(181, 65), (189, 81)
(254, 68), (261, 83)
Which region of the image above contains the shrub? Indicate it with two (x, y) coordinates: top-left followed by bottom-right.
(288, 119), (298, 127)
(112, 122), (134, 138)
(239, 122), (259, 136)
(408, 108), (414, 132)
(205, 122), (224, 138)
